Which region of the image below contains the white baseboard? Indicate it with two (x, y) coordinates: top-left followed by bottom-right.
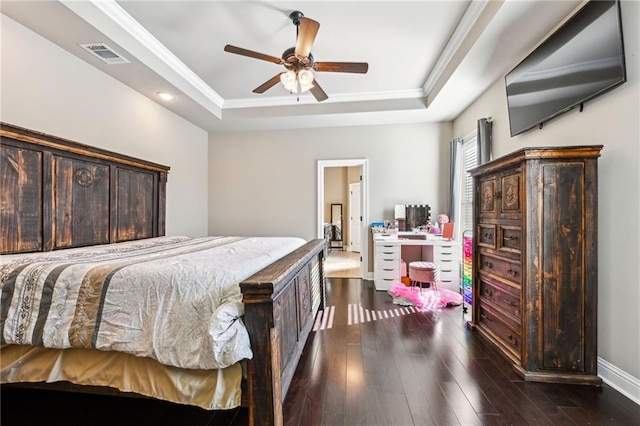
(598, 357), (640, 405)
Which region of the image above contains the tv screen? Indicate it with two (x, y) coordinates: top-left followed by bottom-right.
(505, 0), (626, 137)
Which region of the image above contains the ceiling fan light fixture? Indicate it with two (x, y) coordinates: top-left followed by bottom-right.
(299, 82), (314, 93)
(280, 69), (314, 94)
(280, 70), (298, 93)
(298, 69), (314, 92)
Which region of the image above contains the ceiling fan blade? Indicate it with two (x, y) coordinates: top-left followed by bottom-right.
(295, 17), (320, 58)
(310, 79), (328, 102)
(253, 74), (283, 94)
(314, 62), (369, 74)
(224, 45), (282, 64)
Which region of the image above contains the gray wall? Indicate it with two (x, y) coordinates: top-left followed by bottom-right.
(208, 122), (453, 249)
(453, 0), (640, 389)
(1, 14), (209, 237)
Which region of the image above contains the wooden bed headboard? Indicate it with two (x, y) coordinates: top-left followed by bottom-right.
(1, 122), (170, 254)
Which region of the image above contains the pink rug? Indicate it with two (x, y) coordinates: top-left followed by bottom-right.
(388, 282), (463, 311)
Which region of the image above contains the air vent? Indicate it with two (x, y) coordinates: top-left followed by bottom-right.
(79, 43), (130, 65)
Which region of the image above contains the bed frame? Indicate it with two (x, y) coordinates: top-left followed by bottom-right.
(0, 122), (326, 426)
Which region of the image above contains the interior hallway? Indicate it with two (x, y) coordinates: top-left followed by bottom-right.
(324, 249), (361, 279)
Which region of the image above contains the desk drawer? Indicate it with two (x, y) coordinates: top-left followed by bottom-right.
(439, 269), (459, 281)
(375, 244), (401, 260)
(436, 258), (458, 272)
(376, 257), (399, 270)
(439, 270), (459, 287)
(374, 277), (396, 291)
(375, 268), (400, 280)
(434, 244), (460, 260)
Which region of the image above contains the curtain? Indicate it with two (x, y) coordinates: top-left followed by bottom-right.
(448, 138), (462, 221)
(477, 117), (493, 165)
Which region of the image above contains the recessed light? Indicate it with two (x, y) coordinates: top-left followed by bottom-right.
(156, 92), (175, 101)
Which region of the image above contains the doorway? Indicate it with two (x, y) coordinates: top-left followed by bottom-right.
(348, 182), (361, 253)
(317, 159), (368, 279)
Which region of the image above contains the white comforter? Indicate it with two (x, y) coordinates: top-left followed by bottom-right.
(0, 236), (305, 370)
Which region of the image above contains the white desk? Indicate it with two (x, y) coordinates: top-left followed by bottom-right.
(373, 232), (461, 291)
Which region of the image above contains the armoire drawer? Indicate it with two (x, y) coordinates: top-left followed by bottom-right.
(478, 304), (521, 360)
(499, 225), (522, 254)
(478, 224), (496, 249)
(479, 252), (521, 284)
(478, 277), (521, 323)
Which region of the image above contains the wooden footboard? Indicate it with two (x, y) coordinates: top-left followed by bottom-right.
(241, 239), (326, 426)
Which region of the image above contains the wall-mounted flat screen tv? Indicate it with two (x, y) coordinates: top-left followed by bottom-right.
(505, 0), (626, 137)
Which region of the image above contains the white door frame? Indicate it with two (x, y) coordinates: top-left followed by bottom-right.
(348, 182), (362, 253)
(317, 159), (369, 279)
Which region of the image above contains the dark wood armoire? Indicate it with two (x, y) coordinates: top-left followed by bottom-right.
(468, 145), (602, 386)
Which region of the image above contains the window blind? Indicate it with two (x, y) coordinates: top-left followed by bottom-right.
(461, 135), (478, 233)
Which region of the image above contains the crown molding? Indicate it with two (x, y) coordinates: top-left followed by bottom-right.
(223, 88), (426, 110)
(423, 0), (492, 97)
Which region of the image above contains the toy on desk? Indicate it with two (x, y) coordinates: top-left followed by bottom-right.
(437, 213), (449, 229)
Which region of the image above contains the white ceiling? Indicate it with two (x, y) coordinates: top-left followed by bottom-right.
(1, 0), (584, 133)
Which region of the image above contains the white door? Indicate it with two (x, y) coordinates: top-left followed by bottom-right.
(349, 182), (362, 252)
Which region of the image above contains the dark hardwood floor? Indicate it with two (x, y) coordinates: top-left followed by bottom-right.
(2, 278), (638, 425)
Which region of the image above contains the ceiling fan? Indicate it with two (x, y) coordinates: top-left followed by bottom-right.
(224, 11), (368, 102)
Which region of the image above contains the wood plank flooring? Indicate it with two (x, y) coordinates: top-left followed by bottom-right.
(2, 278), (638, 425)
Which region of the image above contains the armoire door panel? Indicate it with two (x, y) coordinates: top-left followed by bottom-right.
(541, 163), (585, 371)
(500, 172), (521, 217)
(479, 177), (497, 216)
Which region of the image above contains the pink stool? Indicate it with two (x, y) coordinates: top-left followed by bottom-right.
(408, 261), (440, 293)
